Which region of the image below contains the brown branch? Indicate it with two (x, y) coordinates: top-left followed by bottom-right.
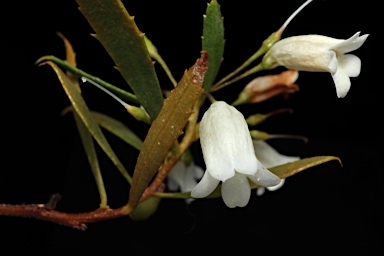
(140, 155), (179, 203)
(0, 194), (132, 230)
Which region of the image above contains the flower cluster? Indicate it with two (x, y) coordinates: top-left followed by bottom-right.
(188, 1), (368, 208)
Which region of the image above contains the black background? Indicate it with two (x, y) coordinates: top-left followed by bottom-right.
(1, 0), (382, 255)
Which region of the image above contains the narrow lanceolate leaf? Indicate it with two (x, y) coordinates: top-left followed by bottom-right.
(76, 0), (164, 120)
(266, 155), (341, 181)
(73, 112), (108, 207)
(36, 56), (138, 105)
(202, 0), (224, 92)
(58, 32), (108, 206)
(91, 111), (143, 151)
(56, 32), (80, 91)
(128, 52), (208, 209)
(41, 61), (132, 184)
(207, 156), (341, 198)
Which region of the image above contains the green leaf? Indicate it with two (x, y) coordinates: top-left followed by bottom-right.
(41, 61), (132, 184)
(202, 0), (225, 92)
(128, 53), (208, 209)
(91, 111), (143, 151)
(206, 156), (341, 198)
(36, 55), (139, 105)
(73, 112), (108, 207)
(76, 0), (164, 120)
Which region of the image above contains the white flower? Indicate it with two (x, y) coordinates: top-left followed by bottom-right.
(262, 32), (369, 98)
(191, 101), (281, 208)
(253, 140), (300, 196)
(166, 159), (204, 204)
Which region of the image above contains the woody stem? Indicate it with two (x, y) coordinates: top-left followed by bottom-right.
(0, 194), (133, 230)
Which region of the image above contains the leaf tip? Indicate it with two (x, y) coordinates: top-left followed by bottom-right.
(336, 157), (343, 167)
(192, 50), (209, 83)
(36, 60), (48, 67)
(61, 106), (72, 116)
(35, 56), (51, 65)
(56, 31), (70, 44)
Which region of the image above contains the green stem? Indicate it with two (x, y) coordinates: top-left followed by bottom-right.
(211, 63), (266, 92)
(268, 134), (309, 143)
(36, 55), (139, 104)
(144, 35), (177, 87)
(153, 55), (178, 87)
(153, 191), (191, 199)
(211, 48), (266, 89)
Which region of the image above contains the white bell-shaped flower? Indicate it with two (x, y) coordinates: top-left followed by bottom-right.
(191, 101), (281, 208)
(167, 160), (204, 204)
(253, 140), (300, 196)
(262, 32), (369, 98)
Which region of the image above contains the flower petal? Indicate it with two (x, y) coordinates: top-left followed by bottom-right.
(221, 173), (251, 208)
(233, 156), (258, 176)
(340, 54), (361, 77)
(166, 178), (179, 191)
(256, 178), (285, 196)
(266, 178), (286, 191)
(256, 187), (266, 196)
(200, 132), (235, 181)
(266, 35), (336, 72)
(193, 165), (204, 179)
(327, 51), (338, 75)
(332, 32), (369, 54)
(253, 140), (300, 168)
(182, 163), (202, 192)
(331, 65), (351, 98)
(248, 160), (281, 187)
(167, 161), (185, 191)
(167, 160), (204, 195)
(191, 170), (220, 198)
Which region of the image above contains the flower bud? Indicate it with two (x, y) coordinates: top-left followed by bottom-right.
(232, 70), (299, 105)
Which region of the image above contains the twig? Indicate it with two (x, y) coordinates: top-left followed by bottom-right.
(0, 194), (132, 230)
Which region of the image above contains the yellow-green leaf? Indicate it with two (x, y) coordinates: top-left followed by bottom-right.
(76, 0), (164, 120)
(128, 53), (208, 209)
(41, 61), (132, 184)
(73, 112), (108, 207)
(265, 156), (341, 181)
(91, 111), (143, 151)
(206, 156), (341, 198)
(56, 32), (81, 92)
